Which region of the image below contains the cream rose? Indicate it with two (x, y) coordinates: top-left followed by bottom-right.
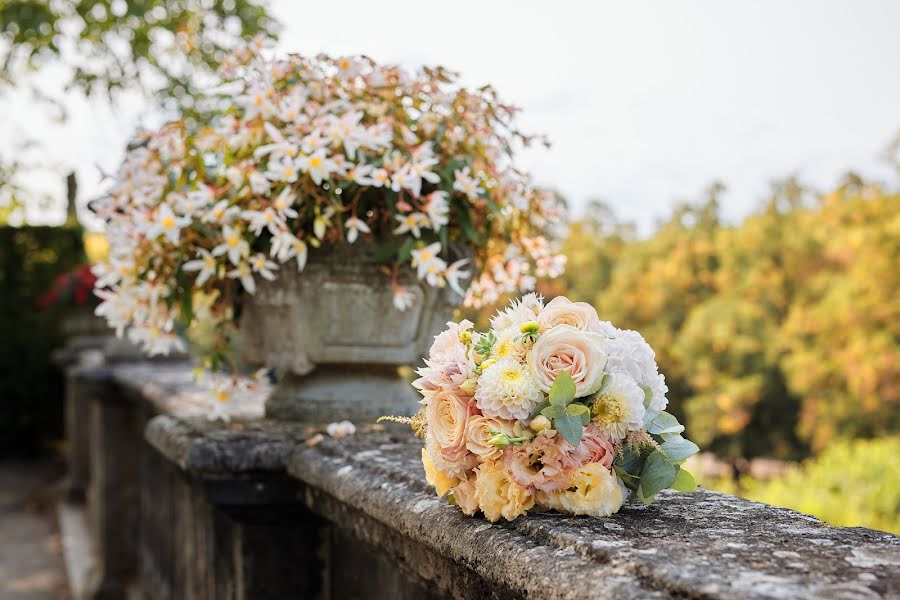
(527, 325), (607, 397)
(539, 296), (601, 332)
(465, 415), (517, 460)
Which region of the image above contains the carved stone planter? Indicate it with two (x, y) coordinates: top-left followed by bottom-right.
(239, 244), (466, 423)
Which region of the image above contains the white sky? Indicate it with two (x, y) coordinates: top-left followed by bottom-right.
(7, 0), (900, 232)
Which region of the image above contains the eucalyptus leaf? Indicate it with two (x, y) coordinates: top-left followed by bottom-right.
(593, 373), (612, 397)
(660, 435), (700, 462)
(554, 412), (583, 446)
(614, 445), (644, 478)
(639, 384), (653, 409)
(638, 450), (677, 498)
(613, 465), (639, 491)
(541, 405), (564, 420)
(530, 399), (550, 419)
(566, 403), (589, 416)
(644, 411), (685, 435)
(672, 467), (698, 492)
(549, 371), (576, 407)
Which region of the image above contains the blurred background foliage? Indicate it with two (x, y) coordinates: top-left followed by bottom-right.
(532, 175), (900, 463)
(0, 224), (86, 457)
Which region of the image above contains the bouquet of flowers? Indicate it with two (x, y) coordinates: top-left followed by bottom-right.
(92, 40), (566, 372)
(397, 294), (699, 522)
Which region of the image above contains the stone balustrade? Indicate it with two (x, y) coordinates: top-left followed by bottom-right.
(58, 349), (900, 599)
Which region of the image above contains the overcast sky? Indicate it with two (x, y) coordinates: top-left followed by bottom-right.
(9, 0), (900, 232)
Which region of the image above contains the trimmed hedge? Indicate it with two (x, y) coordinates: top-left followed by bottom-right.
(0, 225), (85, 457)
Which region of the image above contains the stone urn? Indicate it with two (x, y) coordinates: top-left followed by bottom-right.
(239, 243), (467, 423)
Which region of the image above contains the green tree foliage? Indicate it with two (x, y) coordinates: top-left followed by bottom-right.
(545, 176), (899, 459)
(0, 0), (278, 109)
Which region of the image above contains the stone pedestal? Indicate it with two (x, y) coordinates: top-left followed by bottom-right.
(266, 365), (420, 422)
(240, 244), (466, 423)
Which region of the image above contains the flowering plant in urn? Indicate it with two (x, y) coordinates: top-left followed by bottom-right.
(386, 294), (699, 521)
(91, 39), (566, 390)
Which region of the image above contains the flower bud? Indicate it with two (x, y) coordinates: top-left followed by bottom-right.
(488, 433), (512, 448)
(459, 330), (473, 345)
(529, 415), (551, 432)
(480, 358), (497, 371)
(520, 320), (540, 335)
(459, 378), (478, 394)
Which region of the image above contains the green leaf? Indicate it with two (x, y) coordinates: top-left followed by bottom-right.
(541, 405), (564, 420)
(638, 450), (677, 499)
(530, 399), (550, 419)
(549, 371), (576, 407)
(373, 239), (399, 262)
(644, 411), (685, 435)
(613, 465), (639, 491)
(474, 331), (497, 357)
(397, 237), (415, 262)
(614, 445), (644, 477)
(639, 384), (653, 409)
(554, 412), (583, 446)
(660, 435), (700, 462)
(566, 403), (589, 417)
(593, 373), (612, 397)
(672, 468), (697, 492)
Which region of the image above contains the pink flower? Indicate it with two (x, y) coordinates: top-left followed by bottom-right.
(579, 425), (617, 470)
(527, 325), (607, 397)
(414, 320), (477, 396)
(503, 431), (584, 492)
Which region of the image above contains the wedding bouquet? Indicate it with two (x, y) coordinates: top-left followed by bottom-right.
(402, 294), (698, 522)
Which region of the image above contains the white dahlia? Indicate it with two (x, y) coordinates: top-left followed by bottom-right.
(490, 333), (527, 362)
(589, 373), (646, 440)
(475, 358), (544, 420)
(489, 292), (544, 338)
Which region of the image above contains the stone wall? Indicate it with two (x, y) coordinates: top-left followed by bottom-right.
(59, 354), (900, 600)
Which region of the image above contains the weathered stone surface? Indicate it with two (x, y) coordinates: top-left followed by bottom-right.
(287, 431), (900, 600)
(145, 415), (311, 475)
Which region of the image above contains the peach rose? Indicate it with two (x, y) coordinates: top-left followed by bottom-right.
(539, 296), (601, 332)
(425, 390), (477, 475)
(527, 325), (607, 397)
(465, 415), (517, 460)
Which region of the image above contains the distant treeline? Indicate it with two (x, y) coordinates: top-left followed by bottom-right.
(523, 175), (899, 460)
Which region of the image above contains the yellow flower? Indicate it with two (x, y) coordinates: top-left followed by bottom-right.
(422, 448), (458, 497)
(474, 458), (535, 522)
(537, 462), (626, 517)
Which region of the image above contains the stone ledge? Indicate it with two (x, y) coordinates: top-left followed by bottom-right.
(287, 431), (900, 600)
(145, 415), (310, 475)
